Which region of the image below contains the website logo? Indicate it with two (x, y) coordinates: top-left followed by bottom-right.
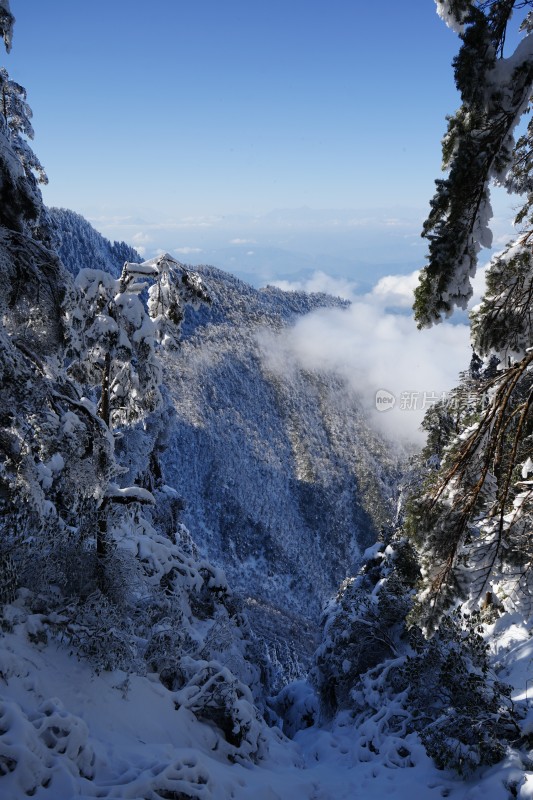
(375, 389), (396, 412)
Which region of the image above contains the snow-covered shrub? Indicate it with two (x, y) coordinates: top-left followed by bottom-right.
(314, 535), (419, 715)
(0, 550), (17, 605)
(144, 627), (197, 690)
(314, 530), (520, 775)
(0, 698), (51, 792)
(174, 657), (267, 763)
(345, 611), (520, 776)
(399, 612), (519, 775)
(270, 679), (319, 738)
(11, 507), (269, 726)
(112, 753), (214, 800)
(57, 591), (141, 673)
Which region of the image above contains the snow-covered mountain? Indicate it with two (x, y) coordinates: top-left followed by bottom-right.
(48, 207), (141, 277)
(2, 200), (531, 799)
(161, 266), (400, 677)
(49, 210), (400, 679)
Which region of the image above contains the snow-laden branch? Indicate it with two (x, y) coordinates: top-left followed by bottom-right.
(415, 13), (533, 327)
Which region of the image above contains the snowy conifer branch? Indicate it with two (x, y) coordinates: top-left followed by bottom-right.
(413, 349), (533, 623)
(0, 0), (14, 54)
(414, 2), (533, 327)
(435, 1), (472, 34)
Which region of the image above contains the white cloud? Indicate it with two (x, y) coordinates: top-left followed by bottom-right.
(343, 214), (416, 230)
(345, 216), (380, 228)
(129, 231), (152, 257)
(258, 271), (474, 448)
(179, 215), (222, 227)
(368, 270), (420, 309)
(368, 261), (488, 314)
(384, 217), (403, 227)
(132, 231), (151, 244)
(175, 246), (203, 255)
(88, 214), (137, 227)
(230, 238), (256, 245)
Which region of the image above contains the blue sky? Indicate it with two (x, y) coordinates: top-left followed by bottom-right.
(3, 1), (516, 285)
(4, 0), (528, 441)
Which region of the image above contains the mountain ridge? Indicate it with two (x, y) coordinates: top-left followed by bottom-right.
(50, 209), (400, 680)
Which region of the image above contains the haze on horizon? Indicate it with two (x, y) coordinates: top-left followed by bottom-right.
(6, 0), (517, 286)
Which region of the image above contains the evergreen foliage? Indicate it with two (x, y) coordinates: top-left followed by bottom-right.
(397, 1), (533, 774)
(407, 349), (533, 625)
(0, 67), (46, 186)
(5, 0), (533, 787)
(0, 15), (49, 243)
(0, 15), (115, 606)
(314, 536), (520, 776)
(65, 254), (210, 428)
(409, 0), (533, 624)
(314, 535), (419, 716)
(314, 8), (533, 777)
(414, 0), (533, 327)
(400, 611), (518, 775)
(48, 207), (142, 278)
(0, 0), (13, 54)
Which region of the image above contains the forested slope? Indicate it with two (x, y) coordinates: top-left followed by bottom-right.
(162, 266), (400, 677)
(49, 208), (401, 682)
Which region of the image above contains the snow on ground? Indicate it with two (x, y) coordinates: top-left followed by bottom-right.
(2, 602), (533, 799)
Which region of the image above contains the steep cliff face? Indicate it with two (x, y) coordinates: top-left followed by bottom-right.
(161, 266), (401, 673)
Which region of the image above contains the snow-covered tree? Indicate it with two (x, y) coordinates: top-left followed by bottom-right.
(66, 254), (210, 428)
(0, 10), (277, 776)
(0, 66), (46, 186)
(0, 5), (117, 600)
(314, 5), (533, 778)
(314, 535), (419, 715)
(0, 3), (49, 239)
(62, 254), (210, 558)
(404, 3), (533, 626)
(414, 0), (533, 327)
(0, 0), (14, 54)
(313, 532), (519, 775)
